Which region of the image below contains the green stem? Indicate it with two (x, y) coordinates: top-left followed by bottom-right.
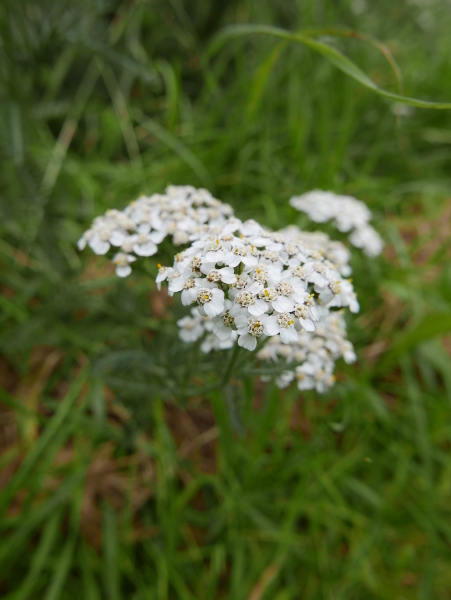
(221, 342), (241, 386)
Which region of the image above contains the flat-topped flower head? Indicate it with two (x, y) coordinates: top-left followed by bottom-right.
(161, 218), (358, 359)
(84, 188), (363, 392)
(78, 185), (237, 276)
(289, 189), (383, 257)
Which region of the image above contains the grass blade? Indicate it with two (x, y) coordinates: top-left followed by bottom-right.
(375, 313), (451, 373)
(0, 367), (88, 514)
(209, 24), (451, 109)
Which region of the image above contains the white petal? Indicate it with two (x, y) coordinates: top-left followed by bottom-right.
(247, 281), (263, 294)
(213, 322), (232, 341)
(299, 318), (315, 332)
(224, 253), (241, 267)
(247, 300), (268, 317)
(110, 231), (126, 246)
(242, 255), (258, 267)
(272, 296), (294, 313)
(280, 327), (298, 344)
(310, 306), (320, 321)
(90, 239), (110, 255)
(181, 288), (196, 305)
(203, 300), (224, 318)
(168, 278), (185, 293)
(219, 268), (236, 284)
(238, 334), (257, 351)
(133, 242), (157, 256)
(211, 288), (225, 302)
(116, 265), (132, 277)
(148, 230), (166, 243)
(264, 317), (280, 337)
(77, 236), (87, 250)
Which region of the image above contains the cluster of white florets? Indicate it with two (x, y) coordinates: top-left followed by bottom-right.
(257, 308), (356, 393)
(77, 185), (234, 277)
(78, 185), (384, 393)
(158, 219), (359, 353)
(280, 226), (353, 277)
(289, 190), (384, 257)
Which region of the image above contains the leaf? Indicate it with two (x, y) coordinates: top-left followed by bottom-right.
(64, 33), (159, 84)
(0, 468), (85, 576)
(103, 504), (121, 600)
(209, 24), (451, 110)
(247, 42), (287, 117)
(248, 559), (283, 600)
(0, 367), (88, 514)
(136, 114), (213, 188)
(42, 537), (77, 600)
(5, 512), (62, 600)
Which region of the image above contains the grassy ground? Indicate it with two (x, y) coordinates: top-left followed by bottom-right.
(1, 0), (451, 598)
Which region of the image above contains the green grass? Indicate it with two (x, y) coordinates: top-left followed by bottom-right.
(2, 0), (451, 598)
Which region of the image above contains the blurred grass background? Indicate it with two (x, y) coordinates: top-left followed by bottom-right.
(1, 0), (451, 598)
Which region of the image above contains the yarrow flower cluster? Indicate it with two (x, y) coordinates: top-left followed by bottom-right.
(158, 219), (359, 354)
(78, 185), (384, 393)
(77, 185), (235, 277)
(289, 190), (384, 257)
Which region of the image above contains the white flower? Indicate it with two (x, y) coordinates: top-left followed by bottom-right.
(264, 313), (299, 343)
(112, 252), (136, 277)
(235, 314), (269, 351)
(317, 279), (359, 313)
(132, 225), (164, 256)
(196, 287), (225, 317)
(177, 309), (206, 343)
(272, 279), (306, 313)
(294, 301), (317, 332)
(232, 285), (269, 317)
(89, 225), (114, 255)
(276, 370), (296, 389)
(224, 244), (258, 268)
(201, 331), (237, 353)
(156, 265), (174, 290)
(202, 266), (237, 285)
(296, 360), (335, 393)
(212, 300), (236, 341)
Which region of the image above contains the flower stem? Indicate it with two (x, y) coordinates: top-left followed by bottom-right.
(221, 342), (241, 386)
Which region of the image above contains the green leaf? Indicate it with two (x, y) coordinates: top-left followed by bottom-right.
(0, 468), (85, 576)
(42, 537), (77, 600)
(209, 24), (451, 110)
(103, 504), (121, 600)
(0, 367), (89, 514)
(4, 512), (62, 600)
(247, 42), (287, 117)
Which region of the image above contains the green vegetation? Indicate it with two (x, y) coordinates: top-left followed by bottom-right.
(2, 0), (451, 598)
